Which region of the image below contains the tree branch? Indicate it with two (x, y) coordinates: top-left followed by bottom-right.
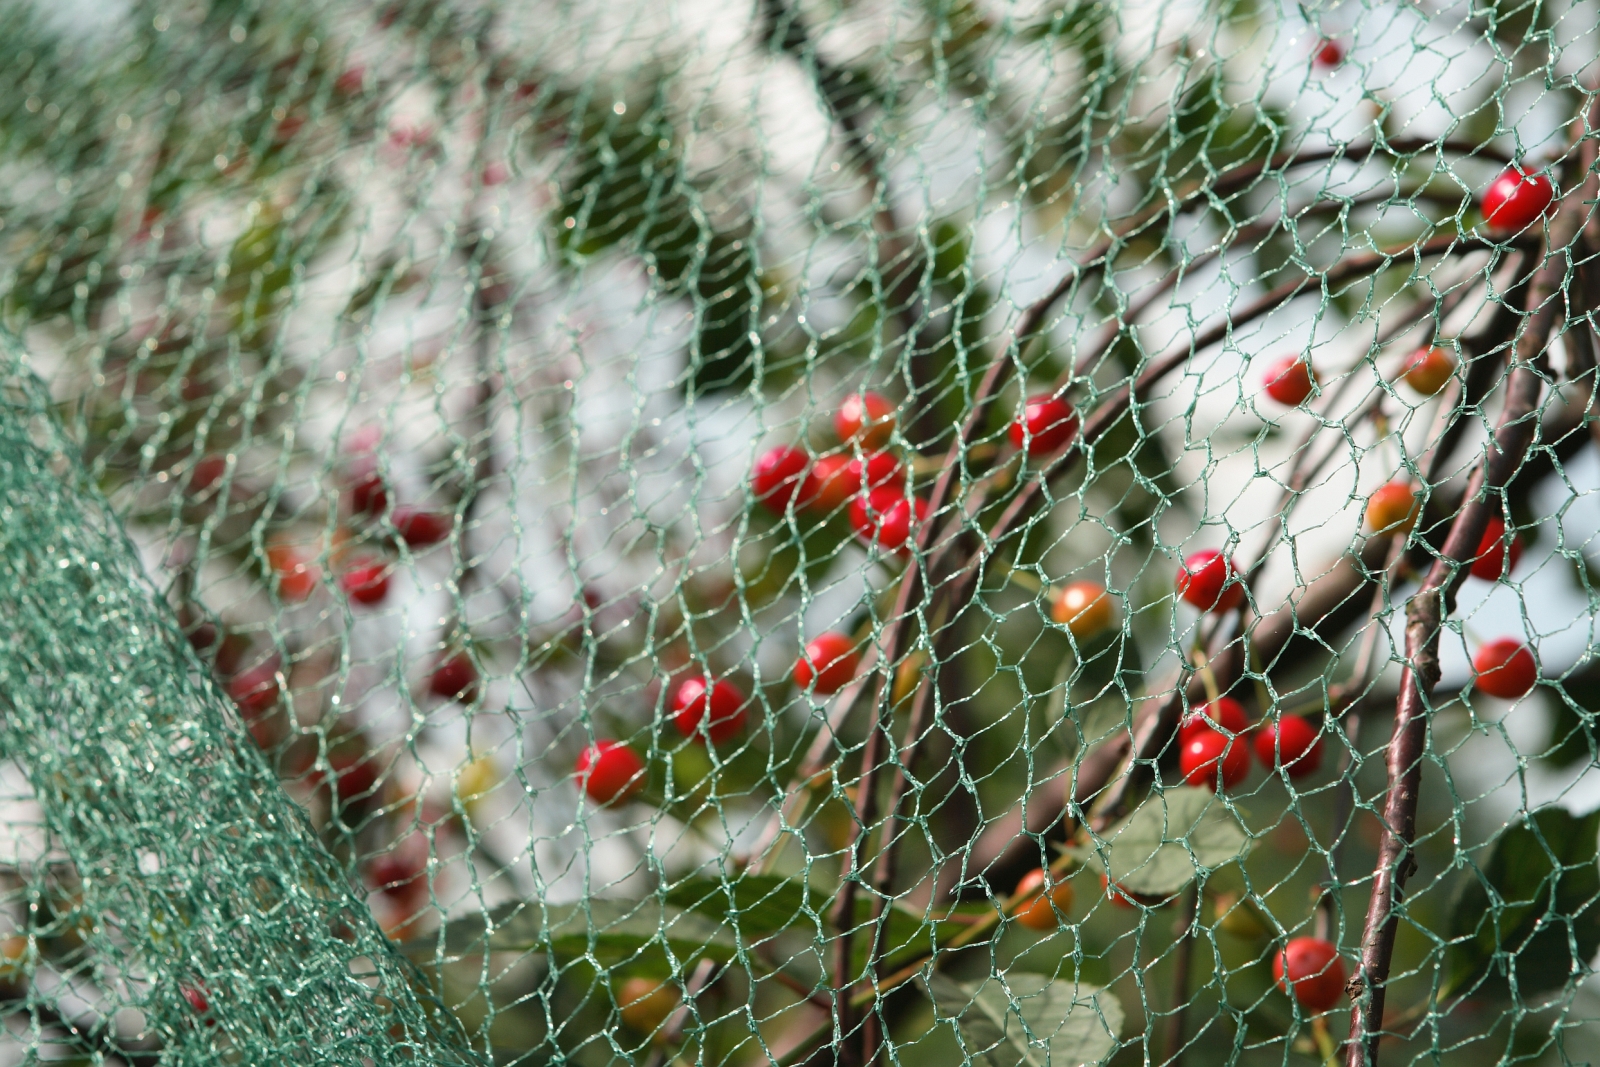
(1344, 130), (1595, 1066)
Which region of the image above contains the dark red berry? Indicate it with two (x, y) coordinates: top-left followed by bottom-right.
(328, 737), (379, 807)
(671, 677), (747, 744)
(1274, 937), (1347, 1013)
(182, 984), (210, 1015)
(1473, 638), (1537, 699)
(1469, 516), (1523, 581)
(187, 455), (228, 496)
(1179, 724), (1250, 791)
(340, 558), (391, 605)
(794, 632), (861, 695)
(1313, 38), (1344, 67)
(228, 657), (282, 720)
(429, 652), (479, 703)
(349, 472), (388, 517)
(1482, 165), (1555, 237)
(574, 741), (647, 805)
(751, 446), (816, 514)
(1175, 550), (1243, 613)
(1254, 714), (1323, 778)
(1009, 395), (1080, 456)
(393, 507), (452, 547)
(365, 833), (430, 913)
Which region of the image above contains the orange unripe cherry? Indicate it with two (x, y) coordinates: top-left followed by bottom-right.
(1365, 481), (1419, 534)
(618, 976), (681, 1034)
(266, 545), (319, 601)
(1051, 581), (1117, 640)
(1014, 868), (1075, 930)
(1402, 346), (1456, 395)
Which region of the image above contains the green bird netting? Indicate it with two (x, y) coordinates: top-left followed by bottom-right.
(3, 0), (1600, 1065)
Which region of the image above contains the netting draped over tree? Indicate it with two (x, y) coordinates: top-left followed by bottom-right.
(3, 1), (1600, 1066)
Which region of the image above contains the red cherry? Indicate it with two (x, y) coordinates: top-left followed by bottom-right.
(349, 472), (388, 517)
(365, 833), (430, 912)
(393, 507), (452, 547)
(1180, 696), (1250, 742)
(1469, 516), (1524, 581)
(1013, 868), (1075, 930)
(266, 546), (319, 601)
(794, 632), (861, 695)
(1101, 872), (1169, 909)
(1262, 355), (1317, 406)
(181, 984), (211, 1015)
(671, 677), (747, 744)
(751, 446), (816, 514)
(328, 738), (379, 807)
(835, 392), (896, 450)
(1175, 550), (1244, 613)
(574, 741), (647, 806)
(1009, 395), (1080, 456)
(340, 558), (391, 605)
(429, 652), (479, 703)
(1473, 638), (1537, 699)
(1274, 937), (1347, 1013)
(1254, 714), (1323, 778)
(335, 66), (367, 95)
(1402, 346), (1456, 395)
(1482, 165), (1555, 237)
(1179, 724), (1250, 791)
(813, 452), (904, 513)
(809, 455), (855, 513)
(848, 488), (928, 555)
(187, 455), (228, 496)
(1313, 38), (1344, 67)
(228, 657), (282, 719)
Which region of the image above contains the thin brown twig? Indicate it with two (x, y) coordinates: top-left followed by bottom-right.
(1162, 883), (1201, 1067)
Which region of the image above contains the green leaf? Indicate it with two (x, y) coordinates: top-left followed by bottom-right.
(1089, 786), (1249, 897)
(432, 898), (741, 967)
(1443, 806), (1600, 1000)
(920, 972), (1122, 1067)
(663, 874), (824, 935)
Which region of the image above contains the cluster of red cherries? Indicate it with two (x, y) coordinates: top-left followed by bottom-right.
(573, 389), (1082, 806)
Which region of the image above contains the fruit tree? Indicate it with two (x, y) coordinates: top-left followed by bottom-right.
(1, 2), (1599, 1067)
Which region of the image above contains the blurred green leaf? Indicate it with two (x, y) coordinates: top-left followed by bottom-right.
(664, 874), (824, 934)
(920, 972), (1123, 1067)
(435, 899), (741, 965)
(1087, 786), (1249, 896)
(552, 88), (763, 394)
(1443, 806), (1600, 1000)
